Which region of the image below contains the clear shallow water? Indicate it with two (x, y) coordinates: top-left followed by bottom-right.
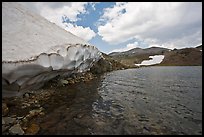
(37, 66), (202, 135)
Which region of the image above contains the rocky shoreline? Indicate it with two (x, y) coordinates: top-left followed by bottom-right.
(2, 71), (98, 135)
(2, 55), (128, 135)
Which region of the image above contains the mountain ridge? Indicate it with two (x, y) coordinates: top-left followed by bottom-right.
(108, 45), (202, 67)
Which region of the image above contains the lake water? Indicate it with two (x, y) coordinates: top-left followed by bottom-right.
(37, 66), (202, 135)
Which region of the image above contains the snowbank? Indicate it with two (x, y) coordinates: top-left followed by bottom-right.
(135, 55), (165, 66)
(2, 2), (101, 97)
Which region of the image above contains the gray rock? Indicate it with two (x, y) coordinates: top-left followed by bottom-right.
(9, 124), (24, 135)
(2, 117), (16, 125)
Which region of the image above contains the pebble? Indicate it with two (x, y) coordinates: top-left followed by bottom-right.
(60, 79), (69, 85)
(22, 102), (31, 107)
(29, 109), (42, 115)
(34, 100), (38, 104)
(76, 113), (84, 119)
(39, 112), (45, 116)
(24, 93), (30, 98)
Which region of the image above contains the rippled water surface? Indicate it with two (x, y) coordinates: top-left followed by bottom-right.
(37, 66), (202, 135)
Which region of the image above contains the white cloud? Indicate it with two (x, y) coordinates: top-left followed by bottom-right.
(64, 23), (96, 41)
(20, 2), (97, 41)
(159, 30), (202, 49)
(98, 2), (202, 49)
(109, 41), (139, 53)
(21, 2), (88, 22)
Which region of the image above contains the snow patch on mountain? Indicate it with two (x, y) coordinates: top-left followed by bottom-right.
(135, 55), (164, 66)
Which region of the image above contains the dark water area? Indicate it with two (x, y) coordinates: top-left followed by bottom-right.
(34, 66), (202, 135)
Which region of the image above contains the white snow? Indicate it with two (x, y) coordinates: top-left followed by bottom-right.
(2, 2), (102, 96)
(2, 2), (89, 61)
(135, 55), (165, 66)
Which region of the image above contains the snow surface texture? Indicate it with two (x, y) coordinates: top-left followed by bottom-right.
(135, 55), (165, 66)
(2, 2), (102, 97)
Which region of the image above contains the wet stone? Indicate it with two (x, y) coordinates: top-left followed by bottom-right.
(60, 79), (69, 85)
(9, 124), (25, 135)
(2, 117), (16, 125)
(25, 123), (40, 135)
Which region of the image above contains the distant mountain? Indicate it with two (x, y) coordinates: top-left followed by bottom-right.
(108, 47), (170, 67)
(109, 47), (169, 57)
(108, 46), (202, 67)
(160, 47), (202, 66)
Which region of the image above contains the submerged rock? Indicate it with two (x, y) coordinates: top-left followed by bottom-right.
(2, 117), (16, 125)
(9, 124), (24, 135)
(25, 123), (40, 135)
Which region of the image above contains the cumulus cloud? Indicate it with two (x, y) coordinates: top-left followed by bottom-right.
(109, 41), (139, 53)
(64, 23), (96, 41)
(98, 2), (202, 49)
(20, 2), (97, 41)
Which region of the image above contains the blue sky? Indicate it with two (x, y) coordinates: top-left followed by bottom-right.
(72, 2), (117, 53)
(21, 2), (202, 54)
